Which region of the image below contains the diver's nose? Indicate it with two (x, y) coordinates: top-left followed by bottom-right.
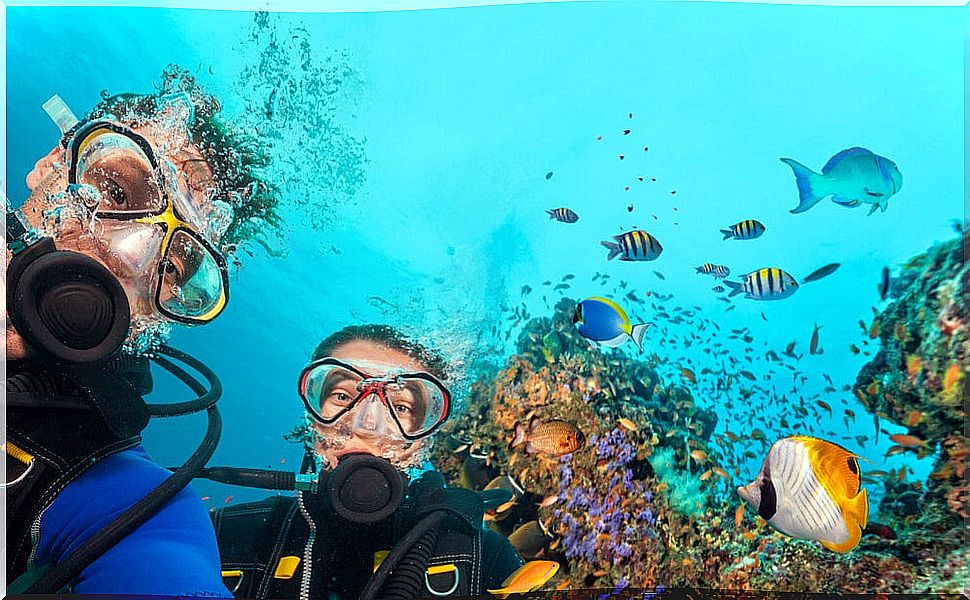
(353, 395), (386, 433)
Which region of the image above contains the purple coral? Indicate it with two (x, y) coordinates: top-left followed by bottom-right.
(558, 427), (658, 565)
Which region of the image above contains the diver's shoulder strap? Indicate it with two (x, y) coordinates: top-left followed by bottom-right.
(212, 496), (303, 599)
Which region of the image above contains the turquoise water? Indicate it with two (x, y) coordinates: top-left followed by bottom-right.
(7, 0), (963, 545)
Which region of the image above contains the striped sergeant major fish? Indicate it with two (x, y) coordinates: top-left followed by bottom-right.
(738, 435), (869, 553)
(721, 219), (766, 240)
(724, 267), (798, 300)
(601, 230), (663, 262)
(695, 263), (731, 279)
(546, 207), (579, 223)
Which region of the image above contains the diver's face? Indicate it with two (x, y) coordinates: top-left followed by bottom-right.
(310, 340), (430, 470)
(4, 118), (219, 359)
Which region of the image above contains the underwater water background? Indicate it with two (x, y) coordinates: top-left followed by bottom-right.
(6, 1), (965, 588)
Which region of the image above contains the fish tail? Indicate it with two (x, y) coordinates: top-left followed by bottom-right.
(546, 209), (557, 220)
(509, 422), (526, 450)
(600, 240), (622, 260)
(628, 323), (652, 352)
(724, 280), (744, 298)
(781, 157), (826, 214)
(720, 228), (734, 240)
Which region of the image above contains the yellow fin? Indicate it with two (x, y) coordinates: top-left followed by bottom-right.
(845, 487), (869, 530)
(791, 435), (862, 501)
(486, 560), (560, 598)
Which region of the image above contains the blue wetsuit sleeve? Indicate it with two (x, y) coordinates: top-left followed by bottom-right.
(34, 446), (232, 597)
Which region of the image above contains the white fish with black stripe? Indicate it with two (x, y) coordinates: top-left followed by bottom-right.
(738, 435), (869, 553)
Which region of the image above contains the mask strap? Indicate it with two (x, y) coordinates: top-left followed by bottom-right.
(42, 95), (79, 134)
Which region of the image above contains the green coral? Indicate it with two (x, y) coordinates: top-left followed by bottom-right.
(649, 446), (706, 518)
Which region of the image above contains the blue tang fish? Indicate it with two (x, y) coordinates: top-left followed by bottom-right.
(781, 148), (902, 215)
(572, 297), (651, 351)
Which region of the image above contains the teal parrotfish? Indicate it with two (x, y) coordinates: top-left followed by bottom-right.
(572, 296), (651, 351)
(781, 148), (902, 215)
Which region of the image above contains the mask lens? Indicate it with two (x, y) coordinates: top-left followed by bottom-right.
(75, 130), (165, 213)
(303, 364), (364, 422)
(299, 361), (449, 439)
(386, 377), (447, 438)
(157, 229), (227, 322)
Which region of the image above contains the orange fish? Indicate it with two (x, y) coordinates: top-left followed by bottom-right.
(894, 323), (908, 342)
(904, 410), (923, 427)
(943, 364), (963, 394)
(735, 503), (745, 529)
(906, 355), (922, 377)
(617, 417), (638, 432)
(537, 495), (559, 509)
(509, 417), (586, 457)
(816, 400), (832, 416)
(680, 367), (696, 384)
(690, 449), (708, 462)
(869, 320), (881, 339)
(889, 434), (927, 448)
(866, 382), (879, 396)
(487, 560), (560, 598)
(885, 445), (908, 457)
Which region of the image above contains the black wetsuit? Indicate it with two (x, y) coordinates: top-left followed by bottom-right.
(212, 472), (524, 599)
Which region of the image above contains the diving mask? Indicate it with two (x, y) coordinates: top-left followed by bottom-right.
(62, 118), (230, 324)
(299, 358), (451, 442)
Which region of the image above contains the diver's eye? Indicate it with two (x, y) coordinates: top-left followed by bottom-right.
(393, 403), (413, 415)
(82, 156), (159, 212)
(327, 391), (354, 405)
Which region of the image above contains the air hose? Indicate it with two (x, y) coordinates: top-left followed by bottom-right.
(357, 510), (448, 600)
(26, 344), (222, 593)
(380, 523), (441, 599)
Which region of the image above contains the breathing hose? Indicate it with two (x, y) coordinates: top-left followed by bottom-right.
(26, 344), (222, 593)
(357, 510), (448, 600)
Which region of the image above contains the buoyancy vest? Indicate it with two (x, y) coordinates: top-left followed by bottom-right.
(5, 355), (152, 583)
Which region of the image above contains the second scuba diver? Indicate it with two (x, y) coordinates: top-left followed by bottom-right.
(212, 324), (527, 599)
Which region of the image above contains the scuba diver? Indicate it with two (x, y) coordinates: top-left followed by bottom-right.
(4, 66), (280, 594)
(210, 325), (529, 599)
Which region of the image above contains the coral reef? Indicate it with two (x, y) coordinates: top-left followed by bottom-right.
(852, 227), (968, 583)
(431, 225), (969, 596)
